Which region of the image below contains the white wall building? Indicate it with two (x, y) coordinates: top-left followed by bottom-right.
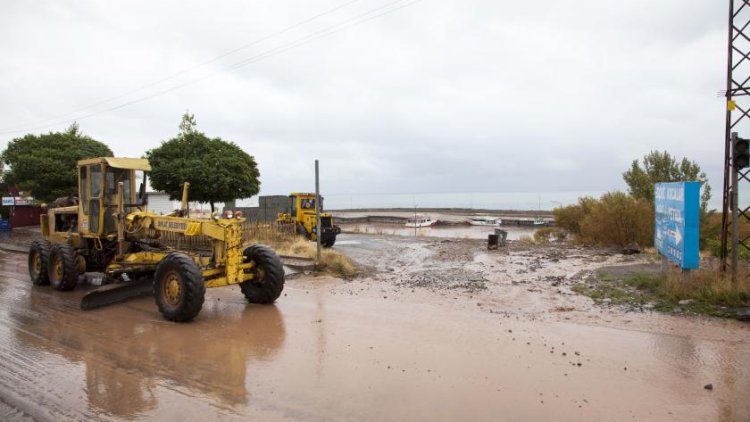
(146, 192), (174, 215)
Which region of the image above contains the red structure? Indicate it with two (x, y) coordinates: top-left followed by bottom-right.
(7, 205), (42, 227)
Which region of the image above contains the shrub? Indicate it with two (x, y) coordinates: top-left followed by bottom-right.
(580, 192), (654, 247)
(552, 196), (596, 235)
(516, 235), (535, 245)
(553, 191), (653, 247)
(534, 227), (568, 243)
(534, 227), (555, 243)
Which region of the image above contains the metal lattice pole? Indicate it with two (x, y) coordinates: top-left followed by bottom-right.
(720, 0), (750, 279)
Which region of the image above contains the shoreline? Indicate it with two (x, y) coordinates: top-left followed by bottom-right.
(331, 208), (554, 227)
(330, 207), (554, 216)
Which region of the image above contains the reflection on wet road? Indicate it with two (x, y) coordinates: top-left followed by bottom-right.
(0, 249), (749, 421)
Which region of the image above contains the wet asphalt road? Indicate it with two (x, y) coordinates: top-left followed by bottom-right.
(0, 235), (749, 421)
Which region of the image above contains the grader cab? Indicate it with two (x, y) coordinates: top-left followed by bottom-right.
(277, 192), (340, 247)
(27, 157), (284, 322)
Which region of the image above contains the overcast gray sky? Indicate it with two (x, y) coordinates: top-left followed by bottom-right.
(0, 0), (729, 206)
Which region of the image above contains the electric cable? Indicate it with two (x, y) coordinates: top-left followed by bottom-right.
(0, 0), (420, 135)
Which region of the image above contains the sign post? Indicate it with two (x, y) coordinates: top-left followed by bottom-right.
(654, 182), (701, 271)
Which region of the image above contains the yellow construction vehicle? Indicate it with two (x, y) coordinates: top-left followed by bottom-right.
(276, 192), (340, 247)
(27, 157), (284, 322)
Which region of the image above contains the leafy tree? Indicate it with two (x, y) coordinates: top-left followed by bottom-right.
(146, 113), (260, 211)
(1, 123), (113, 202)
(622, 150), (711, 211)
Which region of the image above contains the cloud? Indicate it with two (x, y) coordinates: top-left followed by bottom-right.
(0, 0), (728, 208)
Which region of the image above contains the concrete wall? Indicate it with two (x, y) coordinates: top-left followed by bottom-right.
(236, 195), (289, 222)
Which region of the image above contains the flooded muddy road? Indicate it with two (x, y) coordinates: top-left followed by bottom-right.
(0, 233), (749, 421)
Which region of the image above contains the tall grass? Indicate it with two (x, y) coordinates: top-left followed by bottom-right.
(266, 237), (358, 278)
(583, 263), (750, 316)
(533, 227), (567, 243)
(660, 265), (750, 309)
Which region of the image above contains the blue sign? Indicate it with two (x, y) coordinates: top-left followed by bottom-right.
(654, 182), (700, 269)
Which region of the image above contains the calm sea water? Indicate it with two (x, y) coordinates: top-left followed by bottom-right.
(321, 191), (607, 211)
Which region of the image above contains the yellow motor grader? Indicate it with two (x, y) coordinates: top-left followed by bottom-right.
(276, 192), (340, 247)
(27, 157), (284, 322)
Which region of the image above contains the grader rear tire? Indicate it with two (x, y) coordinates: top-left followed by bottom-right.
(48, 244), (79, 291)
(29, 240), (51, 286)
(240, 245), (285, 304)
(154, 253), (205, 322)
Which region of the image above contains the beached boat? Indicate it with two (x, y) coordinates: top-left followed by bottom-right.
(467, 216), (502, 226)
(405, 214), (436, 228)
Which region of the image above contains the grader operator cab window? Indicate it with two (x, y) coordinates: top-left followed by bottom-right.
(89, 165), (102, 233)
(80, 166), (88, 213)
(104, 168), (132, 233)
(135, 170), (147, 206)
(302, 198), (316, 210)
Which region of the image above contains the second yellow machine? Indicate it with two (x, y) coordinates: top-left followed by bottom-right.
(277, 192), (341, 247)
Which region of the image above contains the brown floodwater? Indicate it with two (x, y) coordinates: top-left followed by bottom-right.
(338, 222), (538, 240)
(0, 248), (749, 421)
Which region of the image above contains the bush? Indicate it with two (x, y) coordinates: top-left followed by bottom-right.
(534, 228), (554, 243)
(581, 192), (654, 247)
(553, 191), (653, 247)
(552, 196), (597, 235)
(516, 235), (535, 245)
(534, 227), (567, 243)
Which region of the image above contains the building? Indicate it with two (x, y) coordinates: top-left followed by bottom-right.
(236, 195), (289, 222)
(146, 192), (174, 215)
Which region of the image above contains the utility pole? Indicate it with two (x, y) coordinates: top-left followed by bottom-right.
(315, 159), (322, 265)
(732, 133), (739, 282)
(720, 0), (750, 277)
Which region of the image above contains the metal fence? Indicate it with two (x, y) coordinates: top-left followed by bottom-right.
(156, 221), (298, 252)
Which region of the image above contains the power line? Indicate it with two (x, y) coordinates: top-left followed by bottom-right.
(0, 0), (420, 136)
(0, 0), (367, 134)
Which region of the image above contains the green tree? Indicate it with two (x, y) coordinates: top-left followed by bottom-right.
(1, 123), (113, 202)
(622, 150), (711, 211)
(146, 113), (260, 211)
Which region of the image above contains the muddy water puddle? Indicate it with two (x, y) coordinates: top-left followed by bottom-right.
(338, 222), (538, 240)
(1, 239), (750, 421)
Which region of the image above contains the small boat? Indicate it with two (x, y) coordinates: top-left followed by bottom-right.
(533, 217), (547, 227)
(405, 214), (436, 228)
(467, 216), (502, 226)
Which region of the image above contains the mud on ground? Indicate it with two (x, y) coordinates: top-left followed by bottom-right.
(1, 229), (749, 421)
(330, 235), (654, 323)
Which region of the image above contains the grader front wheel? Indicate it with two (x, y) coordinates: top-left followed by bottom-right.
(28, 240), (51, 286)
(48, 244), (79, 291)
(154, 253), (205, 322)
(240, 245), (285, 304)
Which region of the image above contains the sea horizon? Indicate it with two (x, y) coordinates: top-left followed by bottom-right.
(234, 187), (724, 212)
(238, 190), (610, 212)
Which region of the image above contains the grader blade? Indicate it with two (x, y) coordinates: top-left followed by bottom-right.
(80, 279), (153, 310)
